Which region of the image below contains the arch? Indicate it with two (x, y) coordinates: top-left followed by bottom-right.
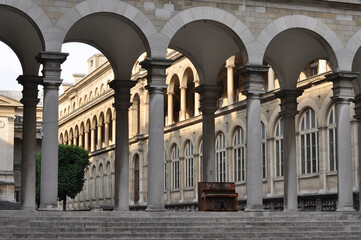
(182, 67), (195, 119)
(59, 133), (64, 144)
(64, 131), (69, 145)
(258, 15), (343, 89)
(257, 15), (343, 67)
(100, 84), (105, 94)
(79, 98), (83, 106)
(161, 7), (252, 61)
(89, 91), (93, 100)
(0, 2), (50, 74)
(56, 0), (156, 79)
(347, 30), (361, 94)
(106, 161), (112, 199)
(95, 87), (99, 97)
(133, 154), (140, 204)
(98, 163), (104, 200)
(84, 95), (88, 103)
(69, 128), (74, 145)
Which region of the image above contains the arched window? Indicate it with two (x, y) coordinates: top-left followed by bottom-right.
(261, 122), (267, 179)
(99, 164), (104, 200)
(216, 132), (226, 182)
(328, 106), (337, 172)
(233, 128), (245, 182)
(106, 162), (112, 199)
(72, 102), (76, 111)
(171, 145), (180, 190)
(86, 168), (90, 201)
(185, 141), (194, 188)
(133, 155), (140, 204)
(91, 166), (96, 200)
(300, 109), (319, 174)
(275, 119), (284, 177)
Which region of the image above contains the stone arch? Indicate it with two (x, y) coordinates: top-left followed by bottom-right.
(347, 30), (361, 94)
(180, 135), (195, 157)
(59, 133), (64, 144)
(160, 7), (252, 60)
(64, 131), (69, 144)
(0, 1), (50, 75)
(55, 0), (156, 79)
(297, 98), (319, 129)
(258, 15), (343, 89)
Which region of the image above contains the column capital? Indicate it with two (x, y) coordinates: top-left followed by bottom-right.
(194, 85), (220, 113)
(354, 94), (361, 121)
(109, 79), (136, 110)
(275, 89), (303, 118)
(140, 57), (173, 87)
(326, 71), (358, 101)
(238, 64), (269, 96)
(36, 51), (68, 85)
(17, 75), (43, 106)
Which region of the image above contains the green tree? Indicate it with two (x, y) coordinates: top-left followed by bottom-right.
(36, 144), (90, 210)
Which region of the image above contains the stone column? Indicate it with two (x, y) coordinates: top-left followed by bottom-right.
(167, 92), (174, 125)
(180, 87), (187, 121)
(90, 127), (96, 152)
(109, 80), (136, 211)
(194, 79), (200, 116)
(74, 134), (78, 146)
(226, 61), (235, 105)
(268, 67), (275, 91)
(194, 85), (220, 182)
(239, 65), (269, 211)
(355, 94), (361, 211)
(36, 52), (68, 210)
(17, 76), (42, 210)
(104, 121), (110, 147)
(97, 123), (102, 149)
(79, 133), (83, 148)
(327, 72), (357, 211)
(112, 118), (116, 145)
(84, 130), (89, 151)
(275, 89), (303, 212)
(140, 58), (172, 211)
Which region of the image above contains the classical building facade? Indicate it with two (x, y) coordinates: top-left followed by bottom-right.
(60, 52), (348, 211)
(3, 0), (361, 212)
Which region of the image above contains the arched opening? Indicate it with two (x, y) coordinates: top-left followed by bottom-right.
(183, 68), (195, 119)
(168, 74), (180, 124)
(92, 116), (98, 151)
(99, 112), (105, 149)
(132, 94), (141, 136)
(106, 109), (113, 146)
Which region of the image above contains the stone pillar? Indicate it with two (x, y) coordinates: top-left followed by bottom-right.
(97, 123), (102, 149)
(167, 92), (174, 125)
(104, 121), (110, 147)
(140, 58), (172, 211)
(275, 89), (303, 212)
(268, 67), (275, 91)
(226, 60), (235, 105)
(239, 65), (269, 211)
(17, 76), (42, 210)
(355, 94), (361, 211)
(194, 85), (220, 182)
(109, 80), (136, 211)
(194, 79), (200, 116)
(112, 118), (116, 145)
(84, 130), (89, 151)
(74, 134), (78, 146)
(180, 87), (187, 121)
(90, 127), (96, 152)
(36, 51), (68, 210)
(79, 133), (83, 148)
(327, 72), (357, 211)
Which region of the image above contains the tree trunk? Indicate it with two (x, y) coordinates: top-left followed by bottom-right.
(63, 198), (66, 211)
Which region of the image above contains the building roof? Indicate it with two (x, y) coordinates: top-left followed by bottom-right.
(0, 90), (43, 106)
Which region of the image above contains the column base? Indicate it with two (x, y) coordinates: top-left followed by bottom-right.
(283, 208), (298, 213)
(146, 205), (167, 212)
(114, 207), (129, 212)
(336, 206), (355, 212)
(244, 205), (265, 212)
(38, 204), (60, 211)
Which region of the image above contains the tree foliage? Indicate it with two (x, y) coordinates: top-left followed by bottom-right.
(36, 144), (90, 210)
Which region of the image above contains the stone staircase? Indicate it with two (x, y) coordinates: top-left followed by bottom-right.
(1, 211), (361, 239)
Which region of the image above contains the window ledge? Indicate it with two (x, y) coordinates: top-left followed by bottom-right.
(298, 173), (319, 179)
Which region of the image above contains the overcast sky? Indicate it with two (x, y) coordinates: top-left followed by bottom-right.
(0, 42), (100, 91)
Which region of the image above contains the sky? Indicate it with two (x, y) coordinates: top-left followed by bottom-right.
(0, 42), (100, 91)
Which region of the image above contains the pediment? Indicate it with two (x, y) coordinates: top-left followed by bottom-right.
(0, 95), (21, 106)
